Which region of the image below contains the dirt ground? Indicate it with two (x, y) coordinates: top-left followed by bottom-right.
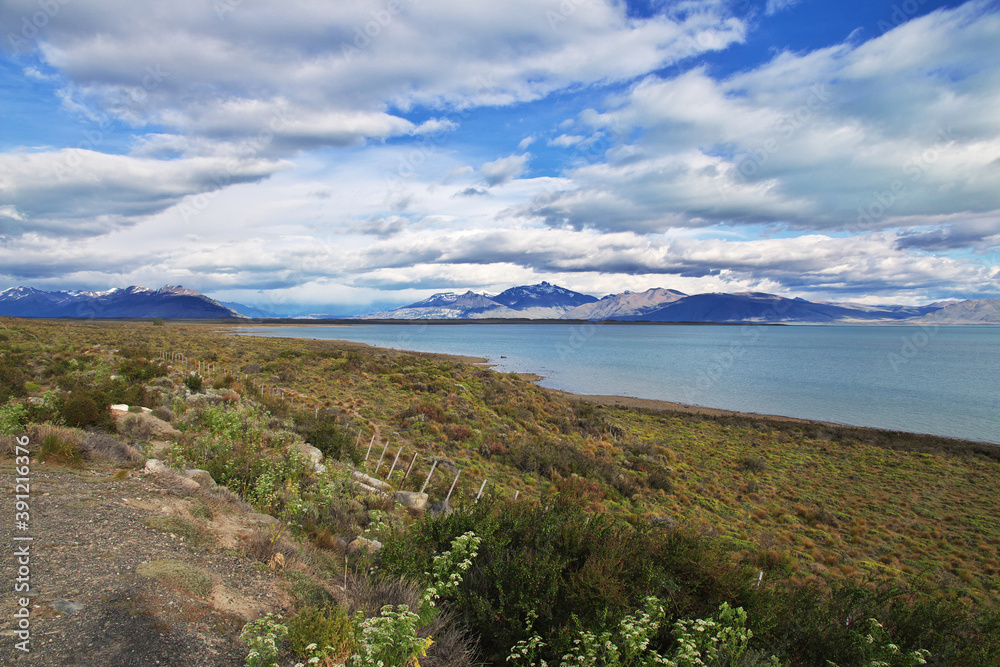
(0, 457), (287, 666)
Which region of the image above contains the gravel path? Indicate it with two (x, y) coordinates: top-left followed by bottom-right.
(0, 459), (286, 666)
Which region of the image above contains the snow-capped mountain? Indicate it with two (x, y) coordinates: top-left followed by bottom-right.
(492, 281), (597, 313)
(357, 282), (598, 319)
(353, 283), (998, 323)
(0, 285), (246, 319)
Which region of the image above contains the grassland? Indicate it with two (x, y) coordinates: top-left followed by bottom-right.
(2, 317), (999, 664)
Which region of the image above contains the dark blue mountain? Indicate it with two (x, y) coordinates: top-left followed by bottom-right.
(491, 281), (598, 310)
(630, 292), (938, 323)
(0, 285), (245, 319)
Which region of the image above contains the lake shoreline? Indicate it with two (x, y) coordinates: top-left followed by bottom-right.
(231, 325), (1000, 451)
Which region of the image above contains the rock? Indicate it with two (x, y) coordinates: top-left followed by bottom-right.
(295, 443), (324, 470)
(394, 491), (428, 510)
(111, 404), (129, 412)
(358, 483), (386, 496)
(352, 471), (391, 492)
(49, 600), (84, 615)
(183, 469), (216, 488)
(429, 500), (452, 517)
(144, 459), (170, 475)
(348, 537), (383, 554)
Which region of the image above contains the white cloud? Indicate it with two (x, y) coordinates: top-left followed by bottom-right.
(765, 0), (801, 16)
(480, 154), (531, 187)
(517, 1), (1000, 235)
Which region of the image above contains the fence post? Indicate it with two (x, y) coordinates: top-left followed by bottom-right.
(375, 439), (390, 472)
(364, 434), (376, 461)
(445, 469), (461, 503)
(386, 448), (402, 480)
(403, 452), (417, 482)
(420, 460), (438, 494)
(475, 478), (487, 503)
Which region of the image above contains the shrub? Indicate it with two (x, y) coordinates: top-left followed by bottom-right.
(118, 356), (167, 383)
(0, 355), (27, 403)
(184, 373), (204, 393)
(380, 497), (759, 665)
(118, 415), (153, 444)
(38, 433), (83, 466)
(298, 417), (357, 463)
(80, 432), (143, 463)
(739, 456), (769, 473)
(61, 392), (108, 429)
(0, 401), (29, 436)
(286, 606), (353, 663)
(152, 405), (174, 422)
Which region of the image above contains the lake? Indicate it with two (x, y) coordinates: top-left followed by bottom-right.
(236, 323), (1000, 445)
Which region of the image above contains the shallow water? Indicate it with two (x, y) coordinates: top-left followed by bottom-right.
(236, 323), (1000, 444)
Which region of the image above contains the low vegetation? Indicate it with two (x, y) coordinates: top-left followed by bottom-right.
(1, 317), (999, 665)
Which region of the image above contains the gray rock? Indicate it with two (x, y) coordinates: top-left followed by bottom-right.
(143, 459), (170, 475)
(295, 443), (324, 471)
(49, 600), (84, 615)
(429, 500), (452, 517)
(183, 469), (216, 488)
(352, 471), (391, 491)
(394, 491), (428, 510)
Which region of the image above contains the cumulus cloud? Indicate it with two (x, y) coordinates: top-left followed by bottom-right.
(517, 1), (1000, 234)
(0, 149), (287, 237)
(480, 154), (530, 187)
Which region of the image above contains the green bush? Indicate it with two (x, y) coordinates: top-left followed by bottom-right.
(286, 606), (353, 663)
(61, 391), (110, 429)
(0, 355), (27, 403)
(379, 496), (760, 665)
(117, 356), (167, 383)
(184, 373), (204, 393)
(39, 433), (83, 466)
(0, 401), (29, 436)
(295, 416), (358, 463)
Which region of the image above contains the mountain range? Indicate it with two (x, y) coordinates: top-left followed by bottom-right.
(355, 283), (997, 324)
(0, 285), (246, 319)
(0, 283), (997, 323)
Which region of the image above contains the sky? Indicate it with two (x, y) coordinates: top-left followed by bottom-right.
(1, 0), (999, 315)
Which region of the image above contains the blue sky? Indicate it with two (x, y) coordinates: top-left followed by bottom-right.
(1, 0), (998, 315)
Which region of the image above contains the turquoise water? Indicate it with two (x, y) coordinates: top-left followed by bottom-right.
(236, 324), (1000, 444)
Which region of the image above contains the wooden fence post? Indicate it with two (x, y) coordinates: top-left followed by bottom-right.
(403, 453), (417, 482)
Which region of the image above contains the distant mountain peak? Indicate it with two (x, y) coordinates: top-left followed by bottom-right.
(0, 284), (245, 319)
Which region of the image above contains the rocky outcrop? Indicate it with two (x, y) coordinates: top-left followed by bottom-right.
(183, 469), (216, 488)
(352, 471), (391, 492)
(394, 491), (429, 510)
